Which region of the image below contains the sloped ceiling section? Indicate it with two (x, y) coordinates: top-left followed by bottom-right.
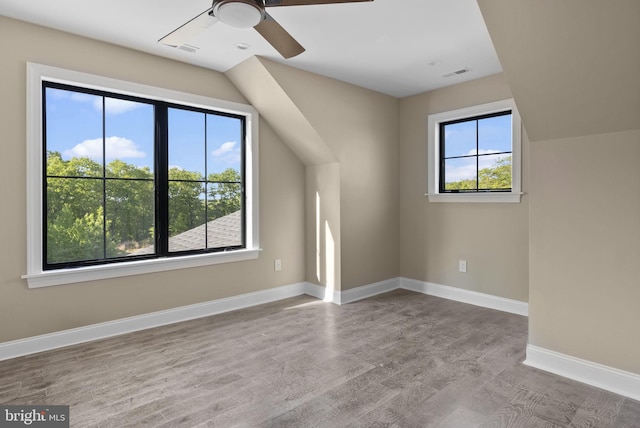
(225, 56), (335, 166)
(477, 0), (640, 142)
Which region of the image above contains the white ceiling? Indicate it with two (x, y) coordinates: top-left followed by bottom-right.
(0, 0), (503, 98)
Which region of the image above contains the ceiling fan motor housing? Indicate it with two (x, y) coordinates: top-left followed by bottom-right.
(162, 0), (372, 59)
(212, 0), (265, 28)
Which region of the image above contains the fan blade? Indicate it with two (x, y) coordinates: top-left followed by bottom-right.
(158, 8), (217, 47)
(265, 0), (373, 6)
(254, 12), (305, 58)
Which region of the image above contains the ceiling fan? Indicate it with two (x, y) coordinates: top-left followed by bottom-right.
(159, 0), (374, 59)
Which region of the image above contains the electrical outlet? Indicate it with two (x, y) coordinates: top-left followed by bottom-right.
(459, 260), (467, 273)
(274, 259), (282, 271)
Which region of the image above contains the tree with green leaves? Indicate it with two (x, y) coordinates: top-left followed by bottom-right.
(168, 167), (206, 237)
(478, 156), (511, 190)
(46, 151), (242, 262)
(47, 205), (121, 263)
(446, 156), (512, 191)
(46, 152), (112, 263)
(106, 159), (154, 249)
(208, 168), (242, 219)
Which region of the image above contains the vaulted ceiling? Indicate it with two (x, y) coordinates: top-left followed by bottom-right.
(0, 0), (502, 98)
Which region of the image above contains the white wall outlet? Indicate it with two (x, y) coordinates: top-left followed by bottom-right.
(274, 259), (282, 271)
(459, 260), (467, 273)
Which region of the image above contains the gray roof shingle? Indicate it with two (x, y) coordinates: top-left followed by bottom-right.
(132, 210), (242, 255)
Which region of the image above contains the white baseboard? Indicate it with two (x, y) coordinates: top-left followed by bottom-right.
(302, 282), (329, 301)
(525, 344), (640, 401)
(5, 278), (637, 402)
(309, 277), (527, 314)
(0, 282), (309, 362)
(0, 277), (527, 362)
(399, 277), (528, 316)
(337, 278), (399, 304)
(303, 279), (399, 304)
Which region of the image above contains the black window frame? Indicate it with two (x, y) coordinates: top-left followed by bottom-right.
(439, 110), (513, 193)
(42, 81), (247, 271)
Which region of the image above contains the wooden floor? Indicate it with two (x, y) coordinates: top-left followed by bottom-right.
(1, 289), (639, 427)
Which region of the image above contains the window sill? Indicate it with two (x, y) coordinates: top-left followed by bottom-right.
(425, 192), (523, 203)
(22, 248), (261, 288)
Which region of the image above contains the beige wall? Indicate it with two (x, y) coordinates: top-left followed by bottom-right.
(0, 17), (306, 342)
(477, 0), (640, 143)
(305, 163), (342, 292)
(529, 129), (640, 373)
(477, 0), (640, 374)
(399, 74), (529, 302)
(234, 58), (400, 291)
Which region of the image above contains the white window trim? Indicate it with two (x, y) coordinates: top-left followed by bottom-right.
(23, 63), (260, 288)
(426, 99), (522, 203)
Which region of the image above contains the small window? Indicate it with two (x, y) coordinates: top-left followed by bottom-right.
(440, 111), (512, 193)
(25, 63), (259, 287)
(427, 99), (522, 203)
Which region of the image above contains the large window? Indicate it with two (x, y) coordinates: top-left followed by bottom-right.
(25, 64), (259, 288)
(427, 99), (522, 203)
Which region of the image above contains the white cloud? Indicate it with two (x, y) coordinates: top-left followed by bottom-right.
(445, 160), (476, 182)
(211, 141), (241, 167)
(444, 128), (473, 140)
(94, 98), (143, 115)
(212, 141), (237, 157)
(53, 89), (142, 115)
(63, 136), (145, 161)
(465, 148), (501, 156)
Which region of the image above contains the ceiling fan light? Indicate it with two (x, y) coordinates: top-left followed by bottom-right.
(215, 2), (263, 28)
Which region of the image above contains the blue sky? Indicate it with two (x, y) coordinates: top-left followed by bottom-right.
(443, 114), (512, 183)
(45, 87), (242, 175)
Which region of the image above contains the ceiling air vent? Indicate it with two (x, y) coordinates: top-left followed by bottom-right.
(177, 44), (199, 54)
(442, 67), (470, 78)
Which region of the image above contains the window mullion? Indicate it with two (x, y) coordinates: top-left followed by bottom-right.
(102, 96), (108, 259)
(155, 104), (169, 257)
(204, 114), (209, 249)
(439, 122), (446, 193)
(475, 119), (479, 191)
(241, 116), (247, 248)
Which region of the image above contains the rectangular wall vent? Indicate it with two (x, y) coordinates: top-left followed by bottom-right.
(442, 68), (470, 78)
(177, 44), (199, 54)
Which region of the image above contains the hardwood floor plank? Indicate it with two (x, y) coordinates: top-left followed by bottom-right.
(569, 389), (625, 428)
(612, 398), (640, 427)
(435, 407), (486, 427)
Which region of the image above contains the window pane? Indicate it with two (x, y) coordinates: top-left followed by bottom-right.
(207, 114), (243, 174)
(443, 158), (477, 191)
(168, 182), (206, 252)
(443, 120), (476, 158)
(168, 108), (205, 180)
(46, 177), (105, 264)
(105, 98), (154, 177)
(46, 151), (102, 180)
(105, 179), (155, 257)
(478, 154), (512, 190)
(45, 88), (103, 177)
(478, 113), (511, 154)
(207, 182), (242, 249)
(206, 211), (242, 249)
(207, 175), (242, 219)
